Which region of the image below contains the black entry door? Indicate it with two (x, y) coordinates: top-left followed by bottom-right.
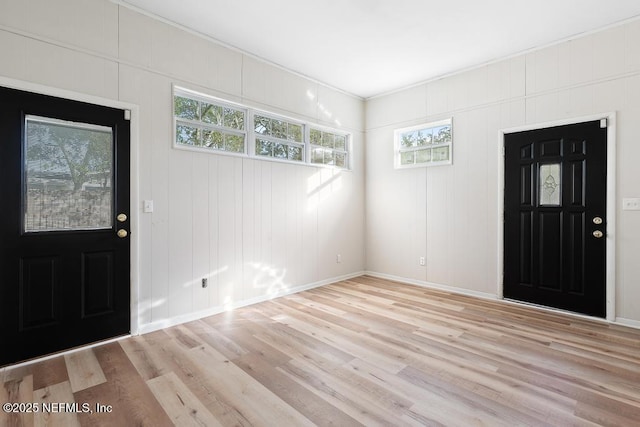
(504, 120), (607, 317)
(0, 86), (130, 366)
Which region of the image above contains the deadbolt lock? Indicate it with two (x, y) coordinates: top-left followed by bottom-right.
(117, 213), (128, 222)
(117, 229), (128, 238)
(593, 217), (603, 225)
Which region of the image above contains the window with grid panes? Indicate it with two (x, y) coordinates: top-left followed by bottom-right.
(254, 114), (304, 162)
(173, 87), (351, 170)
(394, 119), (452, 168)
(174, 90), (246, 154)
(310, 128), (349, 168)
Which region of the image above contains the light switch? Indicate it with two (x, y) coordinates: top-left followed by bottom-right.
(622, 198), (640, 211)
(143, 200), (154, 213)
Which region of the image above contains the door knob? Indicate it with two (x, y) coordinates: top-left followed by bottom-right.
(117, 229), (128, 238)
(592, 230), (604, 238)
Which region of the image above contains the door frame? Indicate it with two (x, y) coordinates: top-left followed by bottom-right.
(0, 76), (141, 337)
(497, 112), (617, 321)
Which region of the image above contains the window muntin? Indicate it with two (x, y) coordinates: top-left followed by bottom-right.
(173, 87), (351, 169)
(394, 119), (452, 168)
(310, 128), (349, 168)
(254, 114), (305, 162)
(174, 92), (247, 153)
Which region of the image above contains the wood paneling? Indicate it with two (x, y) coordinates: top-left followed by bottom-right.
(2, 276), (639, 426)
(0, 0), (365, 337)
(365, 17), (640, 324)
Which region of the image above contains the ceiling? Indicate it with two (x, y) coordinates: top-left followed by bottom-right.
(119, 0), (640, 99)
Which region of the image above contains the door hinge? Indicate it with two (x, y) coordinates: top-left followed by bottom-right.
(124, 110), (131, 121)
(600, 118), (607, 128)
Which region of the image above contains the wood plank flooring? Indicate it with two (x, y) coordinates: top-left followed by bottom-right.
(2, 275), (640, 426)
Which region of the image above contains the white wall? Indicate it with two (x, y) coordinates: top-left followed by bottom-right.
(365, 19), (640, 325)
(0, 0), (365, 332)
(2, 0), (638, 329)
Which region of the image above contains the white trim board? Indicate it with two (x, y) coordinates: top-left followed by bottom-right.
(0, 76), (142, 337)
(615, 317), (640, 330)
(365, 271), (498, 301)
(365, 271), (640, 330)
(498, 113), (617, 321)
(138, 271), (366, 335)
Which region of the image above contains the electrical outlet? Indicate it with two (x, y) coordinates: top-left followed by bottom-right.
(201, 277), (208, 288)
(622, 198), (640, 211)
(143, 199), (154, 213)
(419, 257), (425, 266)
(336, 254), (342, 263)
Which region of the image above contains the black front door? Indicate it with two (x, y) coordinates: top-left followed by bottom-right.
(504, 120), (607, 317)
(0, 86), (131, 366)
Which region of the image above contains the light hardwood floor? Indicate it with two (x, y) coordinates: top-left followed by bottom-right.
(2, 275), (640, 426)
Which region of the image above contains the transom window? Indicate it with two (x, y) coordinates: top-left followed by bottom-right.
(310, 128), (348, 168)
(173, 87), (351, 170)
(254, 114), (304, 162)
(174, 91), (246, 154)
(394, 119), (452, 168)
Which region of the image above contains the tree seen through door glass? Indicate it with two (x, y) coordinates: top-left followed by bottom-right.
(24, 116), (113, 232)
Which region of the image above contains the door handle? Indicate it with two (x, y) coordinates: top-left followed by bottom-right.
(117, 229), (128, 238)
(592, 230), (604, 238)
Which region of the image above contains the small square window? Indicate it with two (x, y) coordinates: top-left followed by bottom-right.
(309, 127), (350, 168)
(174, 89), (247, 155)
(395, 119), (452, 168)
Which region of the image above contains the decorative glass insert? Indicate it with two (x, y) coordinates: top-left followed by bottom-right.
(254, 114), (305, 162)
(394, 119), (452, 168)
(174, 90), (246, 153)
(24, 116), (113, 232)
(309, 127), (349, 167)
(539, 163), (561, 206)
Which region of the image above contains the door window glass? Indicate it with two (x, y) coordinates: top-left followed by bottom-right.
(539, 163), (561, 206)
(24, 116), (113, 232)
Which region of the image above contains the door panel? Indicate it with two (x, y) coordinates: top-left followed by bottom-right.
(81, 251), (115, 318)
(539, 211), (562, 290)
(504, 120), (606, 317)
(0, 86), (130, 366)
(19, 256), (59, 329)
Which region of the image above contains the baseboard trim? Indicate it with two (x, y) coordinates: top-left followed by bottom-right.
(365, 271), (640, 330)
(615, 317), (640, 330)
(364, 271), (498, 301)
(138, 271), (366, 335)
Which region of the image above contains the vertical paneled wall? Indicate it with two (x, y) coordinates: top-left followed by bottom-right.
(0, 0), (365, 332)
(365, 19), (640, 324)
(3, 0), (639, 327)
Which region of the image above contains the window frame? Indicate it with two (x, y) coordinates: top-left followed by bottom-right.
(172, 86), (352, 170)
(173, 87), (248, 157)
(394, 118), (453, 169)
(308, 125), (351, 169)
(252, 111), (306, 163)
